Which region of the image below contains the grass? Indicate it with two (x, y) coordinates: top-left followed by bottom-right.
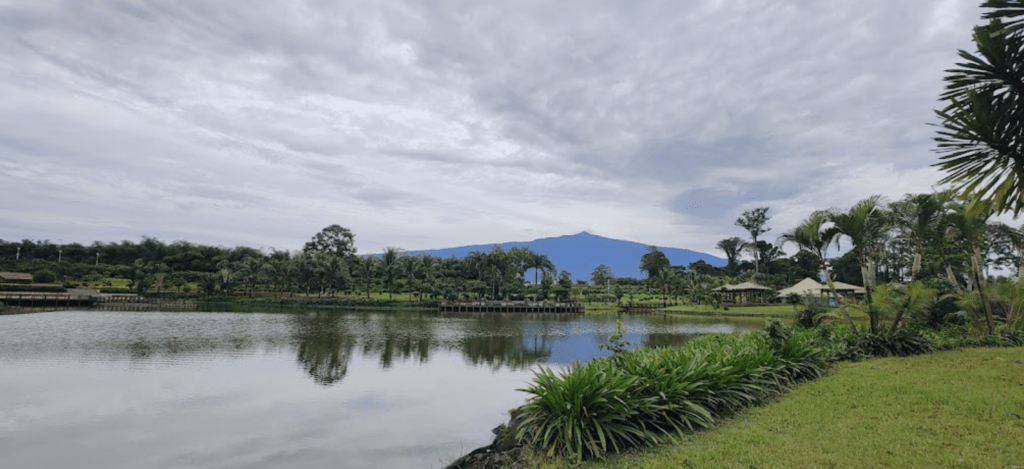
(662, 303), (870, 320)
(528, 347), (1024, 469)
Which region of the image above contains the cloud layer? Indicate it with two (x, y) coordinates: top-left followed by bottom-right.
(0, 0), (987, 255)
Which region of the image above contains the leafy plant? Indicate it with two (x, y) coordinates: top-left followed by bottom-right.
(598, 319), (633, 354)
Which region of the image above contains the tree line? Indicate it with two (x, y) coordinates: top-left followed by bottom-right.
(0, 224), (576, 302)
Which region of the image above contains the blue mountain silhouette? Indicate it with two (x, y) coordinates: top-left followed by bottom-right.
(404, 231), (726, 282)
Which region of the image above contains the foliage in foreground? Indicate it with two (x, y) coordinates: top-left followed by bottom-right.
(515, 320), (827, 462)
(514, 318), (1024, 462)
(565, 347), (1024, 469)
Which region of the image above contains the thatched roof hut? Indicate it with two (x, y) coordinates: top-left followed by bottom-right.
(714, 281), (775, 305)
(776, 278), (827, 298)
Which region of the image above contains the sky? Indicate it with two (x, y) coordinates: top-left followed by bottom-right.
(0, 0), (1001, 256)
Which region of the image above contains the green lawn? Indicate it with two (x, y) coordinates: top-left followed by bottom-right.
(661, 303), (870, 320)
(529, 347), (1024, 469)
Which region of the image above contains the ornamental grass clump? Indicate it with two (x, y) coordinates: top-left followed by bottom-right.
(515, 359), (668, 461)
(516, 322), (829, 462)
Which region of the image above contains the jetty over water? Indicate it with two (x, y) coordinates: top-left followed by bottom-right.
(439, 300), (583, 314)
(0, 289), (195, 311)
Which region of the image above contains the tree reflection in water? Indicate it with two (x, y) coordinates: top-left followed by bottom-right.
(359, 311), (434, 369)
(460, 334), (553, 370)
(293, 312), (357, 386)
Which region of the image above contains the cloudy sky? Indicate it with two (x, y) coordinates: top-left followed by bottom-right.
(0, 0), (994, 255)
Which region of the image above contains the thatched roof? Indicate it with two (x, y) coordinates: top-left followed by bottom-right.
(776, 278), (826, 297)
(831, 281), (867, 294)
(715, 281), (774, 292)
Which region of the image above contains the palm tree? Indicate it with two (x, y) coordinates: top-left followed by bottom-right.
(944, 199), (997, 334)
(990, 222), (1024, 281)
(380, 247), (401, 300)
(891, 192), (949, 281)
(526, 252), (555, 300)
(935, 3), (1024, 214)
(655, 269), (675, 303)
(399, 255), (421, 301)
(828, 195), (889, 333)
(779, 211), (856, 332)
(356, 256), (378, 298)
(419, 255), (438, 300)
(235, 256), (264, 297)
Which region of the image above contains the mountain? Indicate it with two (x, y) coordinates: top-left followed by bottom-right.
(404, 231), (726, 282)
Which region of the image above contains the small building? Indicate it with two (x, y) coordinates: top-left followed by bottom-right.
(831, 281), (867, 300)
(714, 281), (775, 305)
(0, 272), (33, 284)
(776, 278), (827, 300)
(776, 277), (867, 301)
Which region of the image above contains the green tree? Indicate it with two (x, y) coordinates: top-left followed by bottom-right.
(779, 211), (856, 332)
(303, 225), (357, 258)
(736, 207), (771, 273)
(356, 256), (378, 298)
(891, 192), (949, 281)
(716, 237), (745, 272)
(380, 247), (401, 300)
(935, 1), (1024, 214)
(639, 246), (670, 279)
(399, 255), (421, 301)
(828, 195), (889, 333)
(527, 252), (555, 300)
(944, 199), (997, 334)
(590, 264), (613, 288)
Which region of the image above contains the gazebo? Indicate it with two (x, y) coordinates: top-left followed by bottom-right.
(714, 281), (775, 305)
(831, 281), (867, 300)
(776, 277), (867, 301)
(776, 278), (827, 300)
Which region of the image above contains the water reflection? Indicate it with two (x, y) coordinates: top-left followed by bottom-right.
(293, 312), (357, 386)
(0, 310), (765, 387)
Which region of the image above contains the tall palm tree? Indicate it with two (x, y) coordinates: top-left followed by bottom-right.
(419, 255), (438, 300)
(990, 222), (1024, 281)
(380, 247), (401, 300)
(891, 192), (949, 281)
(944, 198), (997, 334)
(655, 269), (675, 303)
(935, 3), (1024, 214)
(399, 255), (421, 301)
(527, 252), (555, 300)
(828, 195), (889, 333)
(779, 211), (856, 332)
(356, 256), (378, 299)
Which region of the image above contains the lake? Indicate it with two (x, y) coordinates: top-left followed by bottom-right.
(0, 308), (764, 469)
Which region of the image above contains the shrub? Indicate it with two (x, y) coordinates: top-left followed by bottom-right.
(32, 269), (57, 283)
(0, 283), (66, 293)
(517, 324), (830, 462)
(838, 328), (936, 361)
(516, 361), (662, 461)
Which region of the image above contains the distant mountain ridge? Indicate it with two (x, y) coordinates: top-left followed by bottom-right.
(404, 231), (726, 281)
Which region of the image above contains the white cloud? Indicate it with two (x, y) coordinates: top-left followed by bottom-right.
(0, 0), (997, 256)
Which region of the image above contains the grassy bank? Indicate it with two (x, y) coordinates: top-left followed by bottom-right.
(661, 303), (869, 320)
(527, 347), (1024, 469)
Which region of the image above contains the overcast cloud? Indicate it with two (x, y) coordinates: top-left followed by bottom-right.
(0, 0), (994, 255)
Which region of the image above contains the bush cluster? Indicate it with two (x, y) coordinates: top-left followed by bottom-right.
(513, 318), (1024, 462)
(0, 283), (67, 293)
(515, 320), (827, 462)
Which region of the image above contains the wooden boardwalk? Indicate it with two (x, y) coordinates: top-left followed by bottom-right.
(0, 289), (195, 310)
(0, 291), (98, 307)
(439, 300), (583, 314)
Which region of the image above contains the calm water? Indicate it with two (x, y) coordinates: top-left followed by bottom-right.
(0, 308), (763, 469)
